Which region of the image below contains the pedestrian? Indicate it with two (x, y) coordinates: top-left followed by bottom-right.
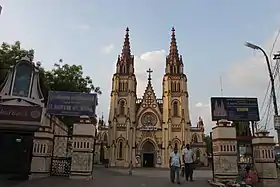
(169, 147), (181, 184)
(182, 144), (194, 181)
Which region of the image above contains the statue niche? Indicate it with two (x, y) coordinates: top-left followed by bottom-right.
(12, 62), (33, 97)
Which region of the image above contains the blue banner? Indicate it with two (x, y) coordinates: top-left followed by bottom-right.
(46, 91), (97, 117)
(211, 97), (260, 121)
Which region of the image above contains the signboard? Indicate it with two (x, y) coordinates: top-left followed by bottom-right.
(274, 115), (280, 130)
(210, 97), (259, 121)
(47, 91), (97, 117)
(0, 104), (42, 122)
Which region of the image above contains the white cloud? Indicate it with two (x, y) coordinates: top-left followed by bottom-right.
(195, 102), (209, 108)
(227, 31), (280, 90)
(226, 30), (280, 141)
(102, 44), (114, 54)
(134, 49), (166, 97)
(133, 50), (214, 133)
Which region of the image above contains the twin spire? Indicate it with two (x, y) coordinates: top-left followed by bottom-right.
(121, 27), (131, 59)
(120, 27), (180, 60)
(169, 27), (180, 61)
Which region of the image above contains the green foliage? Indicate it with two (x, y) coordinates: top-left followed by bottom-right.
(203, 135), (212, 155)
(0, 41), (101, 127)
(0, 41), (101, 95)
(0, 41), (34, 84)
(44, 62), (102, 95)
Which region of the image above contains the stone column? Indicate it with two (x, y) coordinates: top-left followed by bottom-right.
(69, 116), (95, 180)
(30, 130), (53, 179)
(110, 142), (116, 167)
(212, 119), (238, 182)
(252, 130), (278, 185)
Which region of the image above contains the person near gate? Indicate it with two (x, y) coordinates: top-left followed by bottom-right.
(182, 144), (194, 181)
(169, 147), (181, 184)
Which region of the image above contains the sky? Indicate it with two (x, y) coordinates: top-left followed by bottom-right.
(1, 0), (280, 137)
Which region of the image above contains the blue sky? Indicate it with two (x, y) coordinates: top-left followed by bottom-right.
(1, 0), (280, 134)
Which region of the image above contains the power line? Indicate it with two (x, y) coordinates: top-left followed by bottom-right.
(260, 28), (280, 129)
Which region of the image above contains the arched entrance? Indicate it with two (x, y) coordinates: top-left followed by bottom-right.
(141, 141), (155, 167)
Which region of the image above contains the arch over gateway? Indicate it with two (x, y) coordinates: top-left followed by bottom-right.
(142, 141), (155, 152)
(139, 138), (158, 151)
(139, 138), (157, 167)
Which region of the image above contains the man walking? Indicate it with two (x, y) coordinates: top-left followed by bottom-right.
(169, 147), (181, 184)
(182, 144), (194, 181)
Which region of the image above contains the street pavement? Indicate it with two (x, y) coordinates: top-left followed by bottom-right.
(108, 167), (213, 179)
(1, 167), (212, 187)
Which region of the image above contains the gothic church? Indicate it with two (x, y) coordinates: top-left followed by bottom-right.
(107, 27), (207, 168)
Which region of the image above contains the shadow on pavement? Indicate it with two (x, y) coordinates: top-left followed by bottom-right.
(7, 168), (212, 187)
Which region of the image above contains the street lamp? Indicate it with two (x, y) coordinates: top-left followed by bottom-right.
(245, 42), (279, 142)
(128, 126), (133, 175)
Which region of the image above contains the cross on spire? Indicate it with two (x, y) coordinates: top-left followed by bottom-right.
(147, 68), (153, 81)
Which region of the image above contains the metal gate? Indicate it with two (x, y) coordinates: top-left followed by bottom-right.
(51, 135), (72, 177)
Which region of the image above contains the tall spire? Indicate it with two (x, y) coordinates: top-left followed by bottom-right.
(121, 27), (131, 59)
(169, 27), (179, 61)
(116, 27), (134, 75)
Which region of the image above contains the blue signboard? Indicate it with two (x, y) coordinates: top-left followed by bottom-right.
(210, 97), (260, 121)
(47, 91), (97, 117)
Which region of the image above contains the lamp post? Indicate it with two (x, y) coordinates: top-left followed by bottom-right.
(128, 126), (133, 175)
(245, 42), (279, 143)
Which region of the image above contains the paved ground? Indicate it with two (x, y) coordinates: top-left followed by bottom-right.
(1, 167), (212, 187)
(108, 167), (213, 179)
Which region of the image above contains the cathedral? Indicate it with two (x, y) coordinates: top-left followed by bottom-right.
(106, 27), (207, 168)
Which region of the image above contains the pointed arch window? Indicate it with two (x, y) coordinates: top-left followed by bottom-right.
(119, 100), (125, 115)
(173, 101), (179, 116)
(125, 81), (128, 91)
(177, 82), (180, 92)
(12, 62), (33, 97)
(126, 64), (130, 74)
(118, 141), (123, 159)
(175, 143), (178, 149)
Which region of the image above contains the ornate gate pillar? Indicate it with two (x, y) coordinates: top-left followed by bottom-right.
(252, 130), (278, 185)
(212, 119), (238, 182)
(30, 131), (53, 179)
(69, 116), (95, 180)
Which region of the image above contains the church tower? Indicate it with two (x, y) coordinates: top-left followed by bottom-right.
(108, 28), (137, 167)
(107, 27), (207, 168)
(162, 27), (191, 157)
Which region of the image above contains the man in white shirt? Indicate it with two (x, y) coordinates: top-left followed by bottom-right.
(169, 147), (181, 184)
(182, 144), (194, 181)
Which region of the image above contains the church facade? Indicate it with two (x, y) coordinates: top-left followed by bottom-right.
(107, 28), (207, 168)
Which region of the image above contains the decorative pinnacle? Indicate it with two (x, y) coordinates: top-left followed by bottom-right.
(169, 27), (179, 59)
(121, 27), (131, 58)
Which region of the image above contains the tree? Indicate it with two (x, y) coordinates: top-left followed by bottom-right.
(0, 41), (102, 127)
(0, 41), (34, 84)
(203, 135), (212, 155)
(44, 59), (102, 96)
(0, 41), (101, 97)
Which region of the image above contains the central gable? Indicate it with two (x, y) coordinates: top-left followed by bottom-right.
(136, 75), (162, 128)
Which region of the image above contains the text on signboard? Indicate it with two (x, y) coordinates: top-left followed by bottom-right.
(48, 104), (92, 111)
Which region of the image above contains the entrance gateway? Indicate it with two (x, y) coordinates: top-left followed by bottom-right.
(0, 131), (33, 177)
(142, 141), (155, 167)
